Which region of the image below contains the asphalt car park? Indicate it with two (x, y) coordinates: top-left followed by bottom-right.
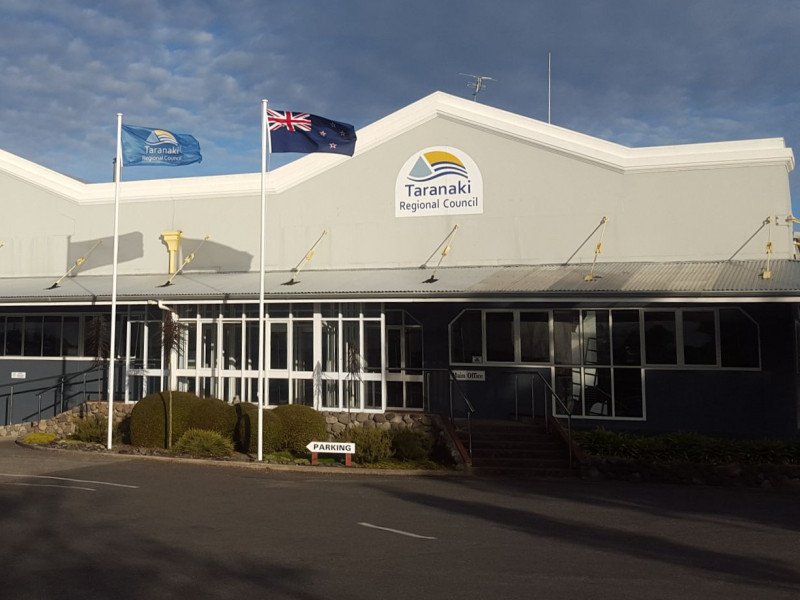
(0, 439), (798, 600)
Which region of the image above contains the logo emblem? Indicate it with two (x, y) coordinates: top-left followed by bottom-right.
(395, 147), (483, 218)
(408, 151), (468, 182)
(146, 129), (179, 146)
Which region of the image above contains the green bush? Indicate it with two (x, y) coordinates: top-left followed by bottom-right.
(130, 391), (197, 448)
(234, 402), (284, 454)
(73, 416), (114, 444)
(391, 429), (433, 462)
(337, 426), (393, 464)
(575, 428), (800, 465)
(187, 397), (237, 439)
(22, 432), (57, 444)
(272, 404), (327, 454)
(172, 429), (234, 459)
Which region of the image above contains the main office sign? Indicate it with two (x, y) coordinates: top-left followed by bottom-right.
(395, 147), (483, 217)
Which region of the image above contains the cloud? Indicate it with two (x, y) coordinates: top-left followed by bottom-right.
(0, 0), (798, 210)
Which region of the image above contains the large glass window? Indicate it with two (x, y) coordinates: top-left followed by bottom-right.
(520, 312), (549, 363)
(644, 311), (677, 365)
(24, 316), (42, 356)
(63, 317), (80, 357)
(293, 321), (314, 371)
(554, 311), (581, 365)
(682, 310), (716, 365)
(364, 322), (382, 374)
(582, 310), (610, 365)
(486, 312), (514, 362)
(223, 322), (242, 370)
(450, 310), (483, 364)
(612, 310), (640, 365)
(270, 323), (287, 370)
(321, 320), (338, 372)
(42, 316), (62, 356)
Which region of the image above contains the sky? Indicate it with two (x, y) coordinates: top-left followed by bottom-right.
(2, 0), (800, 212)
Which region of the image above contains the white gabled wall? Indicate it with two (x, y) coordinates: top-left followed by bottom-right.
(0, 92), (793, 277)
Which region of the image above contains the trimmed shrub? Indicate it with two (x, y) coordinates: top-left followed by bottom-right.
(73, 416), (113, 444)
(391, 429), (433, 462)
(187, 397), (237, 439)
(272, 404), (327, 454)
(172, 429), (234, 459)
(337, 426), (393, 464)
(130, 391), (197, 448)
(234, 402), (284, 454)
(23, 432), (57, 444)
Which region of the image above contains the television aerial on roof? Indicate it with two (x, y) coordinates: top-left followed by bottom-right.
(460, 73), (495, 102)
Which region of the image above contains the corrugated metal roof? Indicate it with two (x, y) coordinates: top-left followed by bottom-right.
(1, 260), (799, 304)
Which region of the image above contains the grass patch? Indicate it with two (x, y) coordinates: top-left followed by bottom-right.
(22, 432), (57, 444)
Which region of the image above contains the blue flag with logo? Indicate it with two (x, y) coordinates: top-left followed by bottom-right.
(121, 125), (202, 167)
(267, 109), (356, 156)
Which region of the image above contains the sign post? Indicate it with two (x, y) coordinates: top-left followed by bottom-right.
(306, 440), (356, 467)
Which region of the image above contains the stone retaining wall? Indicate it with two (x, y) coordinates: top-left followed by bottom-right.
(321, 411), (465, 468)
(321, 411), (433, 435)
(0, 402), (133, 440)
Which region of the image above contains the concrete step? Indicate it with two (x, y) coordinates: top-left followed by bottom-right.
(457, 419), (578, 478)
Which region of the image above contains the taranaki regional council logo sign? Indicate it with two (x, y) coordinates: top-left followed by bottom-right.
(395, 147), (483, 217)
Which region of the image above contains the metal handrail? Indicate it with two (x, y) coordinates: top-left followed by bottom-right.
(445, 368), (475, 458)
(514, 371), (574, 469)
(2, 366), (102, 426)
(0, 364), (97, 391)
(421, 367), (476, 458)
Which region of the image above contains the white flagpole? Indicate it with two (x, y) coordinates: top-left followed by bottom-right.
(548, 52), (552, 124)
(107, 113), (122, 449)
(257, 99), (269, 461)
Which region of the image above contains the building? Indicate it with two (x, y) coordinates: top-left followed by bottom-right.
(1, 91), (798, 438)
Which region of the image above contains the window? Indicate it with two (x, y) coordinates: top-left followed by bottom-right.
(6, 317), (23, 355)
(450, 310), (482, 363)
(292, 321), (313, 371)
(611, 310), (640, 365)
(24, 316), (42, 356)
(520, 312), (549, 363)
(554, 310), (581, 365)
(270, 323), (287, 369)
(682, 310), (716, 365)
(644, 311), (677, 365)
(486, 312), (514, 362)
(582, 310), (610, 365)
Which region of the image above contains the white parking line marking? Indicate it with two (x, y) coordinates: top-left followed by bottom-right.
(358, 522), (437, 540)
(3, 482), (96, 492)
(0, 473), (138, 489)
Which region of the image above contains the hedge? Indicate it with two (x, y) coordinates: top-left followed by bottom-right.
(575, 429), (800, 465)
(234, 402), (284, 454)
(272, 404), (327, 454)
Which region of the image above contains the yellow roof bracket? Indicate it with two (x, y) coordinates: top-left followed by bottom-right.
(161, 235), (210, 287)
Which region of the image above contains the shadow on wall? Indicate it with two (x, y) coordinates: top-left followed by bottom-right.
(177, 236), (254, 272)
(66, 234), (254, 274)
(66, 233), (144, 272)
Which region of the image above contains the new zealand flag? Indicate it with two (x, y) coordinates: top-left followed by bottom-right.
(268, 109), (356, 156)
